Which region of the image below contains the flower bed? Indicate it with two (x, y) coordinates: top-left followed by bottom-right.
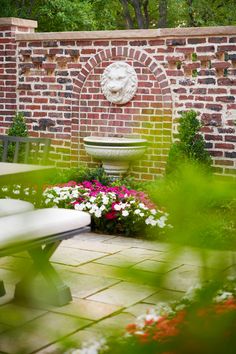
(66, 278), (236, 354)
(43, 180), (168, 236)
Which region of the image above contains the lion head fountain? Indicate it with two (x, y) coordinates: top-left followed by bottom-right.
(101, 61), (138, 105)
(84, 61), (146, 178)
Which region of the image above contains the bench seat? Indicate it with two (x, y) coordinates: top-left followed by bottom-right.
(0, 198), (34, 217)
(0, 208), (91, 306)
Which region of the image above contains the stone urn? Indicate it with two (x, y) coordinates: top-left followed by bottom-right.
(83, 136), (147, 177)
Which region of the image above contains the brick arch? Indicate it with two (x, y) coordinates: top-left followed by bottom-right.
(72, 46), (172, 105)
(71, 47), (173, 179)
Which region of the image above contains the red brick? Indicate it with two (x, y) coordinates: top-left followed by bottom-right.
(225, 135), (236, 142)
(205, 134), (223, 141)
(216, 96), (235, 103)
(217, 45), (236, 51)
(209, 37), (227, 43)
(196, 46), (215, 52)
(215, 143), (234, 149)
(188, 38), (206, 44)
(206, 103), (223, 111)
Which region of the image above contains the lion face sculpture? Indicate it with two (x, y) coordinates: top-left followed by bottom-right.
(101, 62), (138, 105)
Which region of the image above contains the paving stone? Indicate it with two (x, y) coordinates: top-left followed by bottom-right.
(89, 312), (135, 337)
(163, 264), (219, 292)
(144, 288), (185, 304)
(62, 239), (130, 253)
(104, 237), (175, 252)
(51, 247), (107, 266)
(87, 281), (157, 307)
(72, 232), (117, 242)
(36, 329), (102, 354)
(119, 247), (166, 259)
(0, 312), (90, 354)
(0, 303), (45, 327)
(162, 247), (236, 269)
(125, 303), (154, 317)
(222, 264), (236, 277)
(57, 271), (120, 298)
(75, 262), (160, 286)
(95, 253), (143, 268)
(51, 298), (122, 321)
(95, 249), (167, 268)
(132, 259), (181, 273)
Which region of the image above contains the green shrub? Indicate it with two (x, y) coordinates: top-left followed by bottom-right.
(0, 112), (28, 162)
(166, 110), (212, 175)
(8, 112), (28, 137)
(45, 166), (110, 185)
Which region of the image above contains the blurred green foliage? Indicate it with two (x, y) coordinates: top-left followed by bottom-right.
(150, 163), (236, 250)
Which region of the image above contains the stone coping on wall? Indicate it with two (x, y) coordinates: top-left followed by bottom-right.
(15, 25), (236, 41)
(0, 17), (37, 28)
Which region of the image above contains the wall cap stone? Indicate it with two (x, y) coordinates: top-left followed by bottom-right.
(0, 17), (37, 28)
(15, 25), (236, 41)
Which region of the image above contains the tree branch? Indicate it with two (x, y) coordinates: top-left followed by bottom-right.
(158, 0), (168, 28)
(119, 0), (134, 29)
(143, 0), (149, 28)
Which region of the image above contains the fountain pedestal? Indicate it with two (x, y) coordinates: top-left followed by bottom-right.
(83, 136), (147, 177)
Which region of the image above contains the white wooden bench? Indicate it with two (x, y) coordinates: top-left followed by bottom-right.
(0, 208), (90, 306)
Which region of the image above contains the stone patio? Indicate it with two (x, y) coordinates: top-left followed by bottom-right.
(0, 231), (235, 354)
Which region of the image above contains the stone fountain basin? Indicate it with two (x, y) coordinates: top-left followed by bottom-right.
(83, 136), (147, 162)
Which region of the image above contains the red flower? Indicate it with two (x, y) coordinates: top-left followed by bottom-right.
(105, 211), (118, 220)
(126, 323), (137, 333)
(215, 298), (236, 314)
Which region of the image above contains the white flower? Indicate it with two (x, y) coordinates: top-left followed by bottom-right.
(100, 205), (106, 211)
(71, 191), (79, 198)
(24, 188), (30, 195)
(114, 204), (122, 211)
(150, 209), (157, 215)
(95, 209), (102, 218)
(122, 210), (129, 217)
(156, 215), (167, 228)
(214, 291), (233, 303)
(134, 209), (141, 215)
(67, 339), (107, 354)
(183, 284), (202, 301)
(74, 203), (85, 211)
(46, 193), (55, 199)
(139, 203), (145, 209)
(102, 196), (109, 205)
(145, 215), (154, 225)
(13, 190), (20, 195)
(89, 196), (96, 203)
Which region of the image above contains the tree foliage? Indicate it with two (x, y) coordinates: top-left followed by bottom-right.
(0, 0), (235, 31)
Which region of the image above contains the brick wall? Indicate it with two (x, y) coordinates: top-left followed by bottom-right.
(0, 19), (236, 179)
(0, 18), (37, 134)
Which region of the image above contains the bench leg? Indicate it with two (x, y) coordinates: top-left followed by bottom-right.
(14, 242), (72, 306)
(0, 280), (5, 297)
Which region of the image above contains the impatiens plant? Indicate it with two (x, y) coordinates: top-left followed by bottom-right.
(43, 180), (168, 236)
